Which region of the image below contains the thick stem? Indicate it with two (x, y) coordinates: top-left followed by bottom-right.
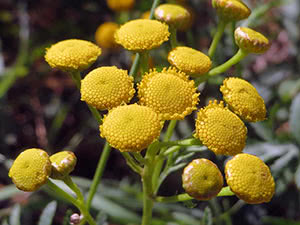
(208, 20), (228, 58)
(169, 26), (178, 49)
(208, 49), (248, 76)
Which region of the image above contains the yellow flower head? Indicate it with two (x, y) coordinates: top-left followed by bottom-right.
(220, 77), (266, 122)
(100, 104), (161, 152)
(212, 0), (251, 22)
(45, 39), (101, 71)
(50, 151), (77, 180)
(80, 66), (135, 110)
(138, 67), (199, 120)
(106, 0), (135, 12)
(195, 100), (247, 155)
(168, 46), (212, 75)
(235, 27), (270, 54)
(225, 153), (275, 204)
(114, 19), (170, 51)
(95, 22), (119, 49)
(8, 148), (51, 192)
(182, 158), (224, 200)
(154, 4), (191, 29)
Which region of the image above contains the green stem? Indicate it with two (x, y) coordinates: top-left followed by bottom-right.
(86, 142), (111, 209)
(132, 152), (146, 165)
(159, 138), (202, 148)
(63, 176), (84, 202)
(47, 180), (96, 225)
(169, 26), (178, 49)
(140, 51), (149, 76)
(208, 49), (248, 76)
(87, 104), (102, 124)
(208, 20), (228, 58)
(155, 186), (235, 203)
(70, 71), (82, 89)
(121, 152), (143, 174)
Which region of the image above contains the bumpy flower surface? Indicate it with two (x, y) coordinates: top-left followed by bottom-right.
(168, 46), (212, 74)
(9, 148), (51, 192)
(195, 100), (247, 155)
(106, 0), (135, 11)
(100, 104), (161, 152)
(45, 39), (101, 71)
(81, 66), (135, 110)
(154, 4), (191, 29)
(212, 0), (251, 22)
(95, 22), (119, 49)
(50, 151), (77, 179)
(114, 19), (170, 51)
(235, 27), (270, 54)
(220, 77), (266, 122)
(225, 153), (275, 204)
(182, 158), (224, 200)
(138, 67), (199, 120)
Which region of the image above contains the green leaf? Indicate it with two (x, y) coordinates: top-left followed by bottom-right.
(289, 93), (300, 144)
(201, 206), (213, 225)
(37, 201), (57, 225)
(294, 164), (300, 190)
(0, 185), (22, 201)
(9, 204), (21, 225)
(1, 219), (9, 225)
(263, 216), (300, 225)
(95, 211), (108, 225)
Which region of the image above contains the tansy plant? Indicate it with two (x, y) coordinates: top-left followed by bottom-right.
(8, 0), (276, 224)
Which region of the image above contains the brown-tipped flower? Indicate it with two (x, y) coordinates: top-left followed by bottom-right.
(45, 39), (101, 72)
(9, 148), (52, 192)
(95, 22), (119, 49)
(195, 100), (247, 155)
(80, 66), (135, 110)
(220, 77), (266, 122)
(138, 67), (199, 120)
(182, 158), (224, 200)
(106, 0), (135, 12)
(100, 104), (161, 152)
(154, 4), (191, 29)
(50, 151), (77, 180)
(235, 27), (270, 54)
(225, 153), (275, 204)
(168, 46), (212, 75)
(114, 19), (170, 51)
(212, 0), (251, 22)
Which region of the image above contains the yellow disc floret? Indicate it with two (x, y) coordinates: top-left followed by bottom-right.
(182, 158), (224, 200)
(8, 148), (52, 192)
(154, 4), (191, 29)
(50, 151), (77, 180)
(220, 77), (266, 122)
(138, 67), (199, 120)
(114, 19), (170, 51)
(168, 46), (212, 75)
(235, 27), (270, 54)
(225, 153), (275, 204)
(95, 22), (119, 49)
(100, 104), (161, 152)
(45, 39), (101, 71)
(106, 0), (135, 12)
(80, 66), (135, 110)
(212, 0), (251, 22)
(195, 100), (247, 155)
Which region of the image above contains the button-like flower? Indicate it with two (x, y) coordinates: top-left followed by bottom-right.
(100, 104), (161, 152)
(154, 4), (191, 29)
(106, 0), (135, 12)
(168, 46), (212, 75)
(235, 27), (270, 54)
(9, 148), (52, 192)
(212, 0), (251, 22)
(80, 66), (135, 110)
(195, 100), (247, 155)
(138, 67), (199, 120)
(182, 158), (224, 200)
(50, 151), (77, 180)
(95, 22), (119, 49)
(45, 39), (101, 71)
(225, 153), (275, 204)
(220, 77), (266, 122)
(114, 19), (170, 51)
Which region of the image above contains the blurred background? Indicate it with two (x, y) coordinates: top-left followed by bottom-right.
(1, 0), (300, 224)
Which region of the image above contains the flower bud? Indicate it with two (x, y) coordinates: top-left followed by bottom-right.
(50, 151), (77, 180)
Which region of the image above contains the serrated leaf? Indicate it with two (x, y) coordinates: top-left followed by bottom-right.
(38, 201), (57, 225)
(289, 93), (300, 144)
(9, 204), (21, 225)
(201, 206), (213, 225)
